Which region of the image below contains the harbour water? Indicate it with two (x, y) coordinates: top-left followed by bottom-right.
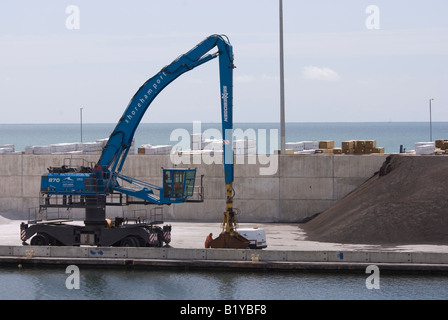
(1, 122), (448, 154)
(0, 266), (447, 300)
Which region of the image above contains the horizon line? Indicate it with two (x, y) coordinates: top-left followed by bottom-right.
(1, 121), (447, 125)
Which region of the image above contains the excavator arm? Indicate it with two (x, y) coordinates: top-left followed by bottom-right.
(98, 34), (234, 186)
(85, 35), (235, 208)
(41, 35), (234, 205)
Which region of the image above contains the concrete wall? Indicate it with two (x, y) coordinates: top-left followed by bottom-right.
(0, 153), (387, 222)
(1, 245), (447, 265)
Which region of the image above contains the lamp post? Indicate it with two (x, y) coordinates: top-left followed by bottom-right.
(429, 98), (434, 142)
(279, 0), (286, 154)
(80, 107), (83, 144)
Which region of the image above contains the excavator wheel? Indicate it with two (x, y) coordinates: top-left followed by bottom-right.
(210, 232), (250, 249)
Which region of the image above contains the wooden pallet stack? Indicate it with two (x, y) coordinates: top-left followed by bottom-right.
(282, 139), (385, 155)
(315, 140), (336, 154)
(341, 140), (384, 155)
(435, 139), (448, 154)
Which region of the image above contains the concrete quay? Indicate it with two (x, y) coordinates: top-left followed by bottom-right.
(0, 246), (448, 273)
(0, 245), (447, 273)
(0, 221), (447, 273)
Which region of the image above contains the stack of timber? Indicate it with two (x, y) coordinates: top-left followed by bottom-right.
(24, 138), (120, 155)
(316, 140), (335, 154)
(435, 139), (448, 155)
(341, 140), (384, 155)
(138, 144), (173, 155)
(0, 144), (17, 154)
(284, 141), (320, 155)
(414, 140), (448, 155)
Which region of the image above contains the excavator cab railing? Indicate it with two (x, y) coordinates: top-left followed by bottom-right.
(122, 207), (164, 225)
(162, 168), (196, 202)
(115, 168), (198, 205)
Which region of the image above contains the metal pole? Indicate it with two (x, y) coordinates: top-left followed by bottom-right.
(279, 0), (286, 154)
(80, 107), (83, 143)
(429, 99), (432, 142)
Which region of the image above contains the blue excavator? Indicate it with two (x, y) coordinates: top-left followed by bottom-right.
(20, 34), (249, 248)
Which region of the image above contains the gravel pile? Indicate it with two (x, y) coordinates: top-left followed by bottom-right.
(301, 155), (448, 245)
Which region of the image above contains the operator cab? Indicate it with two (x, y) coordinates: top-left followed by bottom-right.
(162, 168), (196, 203)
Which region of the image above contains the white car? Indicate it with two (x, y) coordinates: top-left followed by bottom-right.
(238, 227), (267, 249)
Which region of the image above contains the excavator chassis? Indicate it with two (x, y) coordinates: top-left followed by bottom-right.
(22, 196), (171, 247)
(20, 218), (171, 247)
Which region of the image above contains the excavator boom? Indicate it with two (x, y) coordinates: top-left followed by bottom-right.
(99, 35), (235, 184)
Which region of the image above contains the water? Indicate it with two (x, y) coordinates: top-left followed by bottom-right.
(0, 266), (447, 300)
(1, 122), (448, 154)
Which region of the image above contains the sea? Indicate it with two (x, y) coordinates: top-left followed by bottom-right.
(0, 122), (447, 302)
(0, 266), (447, 301)
(1, 122), (447, 154)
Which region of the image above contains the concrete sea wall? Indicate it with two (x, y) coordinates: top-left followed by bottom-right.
(1, 245), (447, 272)
(0, 154), (387, 222)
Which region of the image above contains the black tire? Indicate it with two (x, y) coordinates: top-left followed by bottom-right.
(30, 234), (50, 246)
(120, 236), (139, 247)
(156, 230), (164, 247)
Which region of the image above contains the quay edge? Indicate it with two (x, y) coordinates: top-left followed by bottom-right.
(0, 245), (447, 274)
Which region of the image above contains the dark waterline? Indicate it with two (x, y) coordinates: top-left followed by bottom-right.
(0, 266), (447, 300)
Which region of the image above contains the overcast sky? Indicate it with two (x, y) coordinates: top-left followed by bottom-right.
(0, 0), (447, 124)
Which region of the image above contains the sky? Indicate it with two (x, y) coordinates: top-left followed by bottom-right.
(0, 0), (447, 124)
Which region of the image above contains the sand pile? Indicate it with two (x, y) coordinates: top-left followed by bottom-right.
(301, 155), (448, 245)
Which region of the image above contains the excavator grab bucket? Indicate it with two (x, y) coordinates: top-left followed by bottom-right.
(210, 232), (250, 249)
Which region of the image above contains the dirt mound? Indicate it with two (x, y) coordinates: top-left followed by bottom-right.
(301, 155), (448, 245)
